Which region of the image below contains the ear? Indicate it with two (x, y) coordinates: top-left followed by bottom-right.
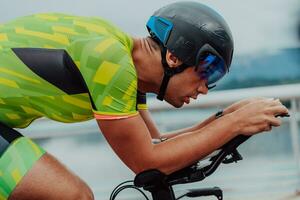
(165, 50), (183, 68)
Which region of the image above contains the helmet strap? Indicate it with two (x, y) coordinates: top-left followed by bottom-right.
(157, 47), (189, 101)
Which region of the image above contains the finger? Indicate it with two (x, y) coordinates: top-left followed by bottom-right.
(266, 125), (272, 132)
(265, 102), (287, 112)
(254, 99), (275, 107)
(272, 99), (285, 106)
(271, 106), (289, 116)
(265, 105), (289, 116)
(260, 98), (280, 105)
(263, 123), (272, 132)
(269, 117), (282, 127)
(264, 99), (283, 107)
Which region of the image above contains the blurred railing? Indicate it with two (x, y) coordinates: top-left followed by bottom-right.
(148, 83), (300, 111)
(21, 83), (300, 170)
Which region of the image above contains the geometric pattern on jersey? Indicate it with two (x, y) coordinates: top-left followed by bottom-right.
(0, 13), (139, 127)
(12, 48), (88, 95)
(70, 36), (138, 118)
(0, 137), (46, 200)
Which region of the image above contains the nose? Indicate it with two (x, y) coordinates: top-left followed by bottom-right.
(197, 82), (208, 95)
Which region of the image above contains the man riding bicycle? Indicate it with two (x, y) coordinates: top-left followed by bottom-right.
(0, 1), (288, 199)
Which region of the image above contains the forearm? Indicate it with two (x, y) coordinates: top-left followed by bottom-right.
(98, 113), (238, 175)
(139, 107), (224, 140)
(148, 113), (238, 174)
(163, 112), (218, 139)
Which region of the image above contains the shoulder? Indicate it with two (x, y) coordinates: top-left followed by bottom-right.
(69, 36), (135, 79)
(68, 36), (138, 119)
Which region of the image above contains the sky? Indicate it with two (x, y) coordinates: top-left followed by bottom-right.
(0, 0), (299, 55)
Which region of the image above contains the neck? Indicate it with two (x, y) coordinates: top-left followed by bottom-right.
(132, 37), (163, 94)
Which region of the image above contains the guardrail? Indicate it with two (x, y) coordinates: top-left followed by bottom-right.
(22, 83), (300, 139)
(21, 83), (300, 173)
(147, 83), (300, 111)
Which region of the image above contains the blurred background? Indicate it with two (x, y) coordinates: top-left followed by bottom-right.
(1, 0), (300, 199)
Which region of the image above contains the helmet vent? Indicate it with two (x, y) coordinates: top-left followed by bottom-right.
(147, 16), (173, 45)
(155, 19), (170, 43)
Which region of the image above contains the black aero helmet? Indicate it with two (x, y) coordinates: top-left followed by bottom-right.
(146, 1), (234, 100)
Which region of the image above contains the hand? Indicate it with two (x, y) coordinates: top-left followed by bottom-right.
(224, 97), (269, 115)
(231, 98), (289, 136)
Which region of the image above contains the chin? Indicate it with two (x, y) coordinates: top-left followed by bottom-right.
(173, 103), (184, 108)
(166, 99), (184, 108)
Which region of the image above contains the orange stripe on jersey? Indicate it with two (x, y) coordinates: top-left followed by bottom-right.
(94, 112), (138, 120)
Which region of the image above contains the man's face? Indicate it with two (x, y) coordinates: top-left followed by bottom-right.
(163, 67), (208, 108)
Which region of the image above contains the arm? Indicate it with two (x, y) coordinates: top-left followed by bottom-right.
(139, 109), (161, 139)
(139, 108), (217, 139)
(163, 113), (217, 138)
(98, 99), (288, 175)
(97, 113), (238, 175)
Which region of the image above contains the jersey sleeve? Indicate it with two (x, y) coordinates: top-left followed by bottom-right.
(68, 37), (138, 120)
(137, 91), (148, 110)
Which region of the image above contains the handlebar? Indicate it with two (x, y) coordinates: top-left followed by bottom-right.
(134, 135), (251, 200)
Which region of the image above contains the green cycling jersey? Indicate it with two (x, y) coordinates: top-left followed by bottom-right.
(0, 13), (146, 128)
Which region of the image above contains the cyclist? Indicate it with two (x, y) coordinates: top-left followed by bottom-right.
(0, 1), (288, 200)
